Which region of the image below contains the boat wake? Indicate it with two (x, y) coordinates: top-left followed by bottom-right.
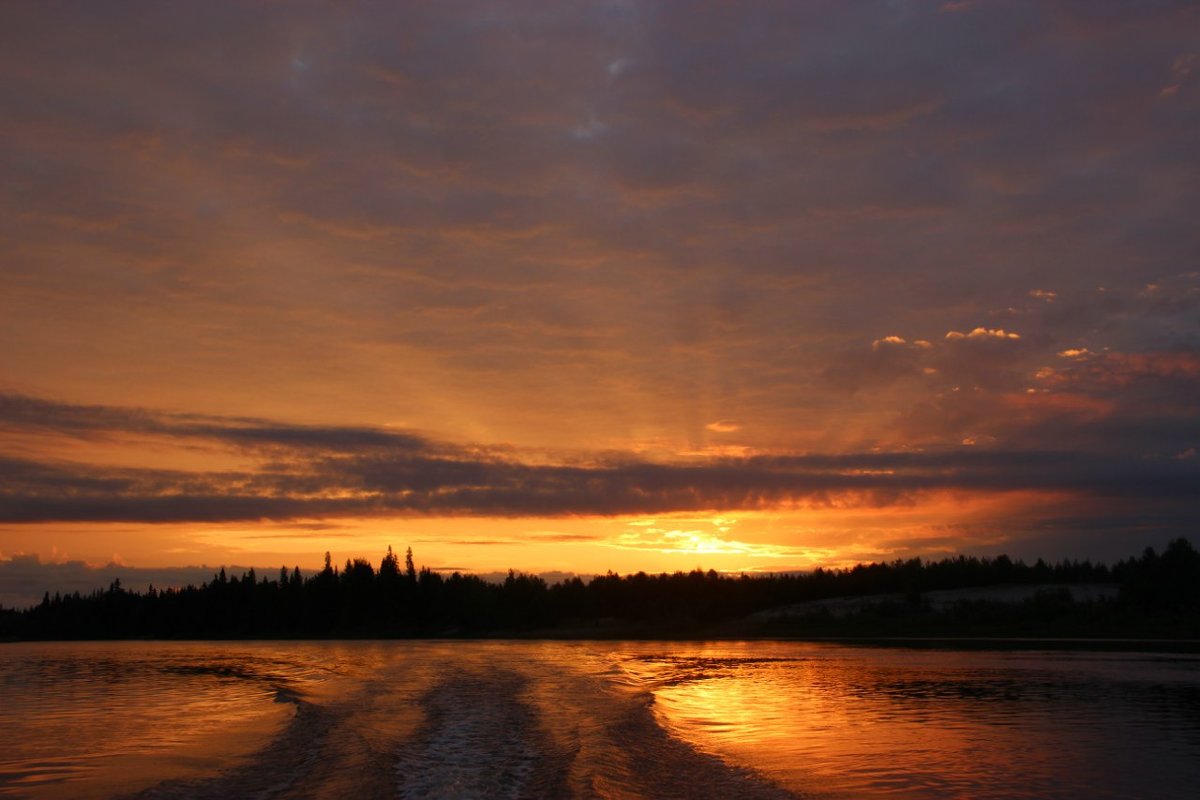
(125, 650), (793, 799)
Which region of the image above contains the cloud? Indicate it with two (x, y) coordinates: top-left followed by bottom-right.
(1035, 351), (1200, 395)
(824, 338), (932, 391)
(944, 327), (1021, 341)
(822, 273), (1199, 452)
(0, 393), (435, 454)
(0, 395), (1197, 526)
(828, 322), (1032, 394)
(0, 2), (1197, 566)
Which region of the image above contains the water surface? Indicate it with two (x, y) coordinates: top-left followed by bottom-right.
(2, 640), (1197, 798)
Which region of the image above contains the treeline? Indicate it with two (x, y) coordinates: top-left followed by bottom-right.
(2, 539), (1198, 640)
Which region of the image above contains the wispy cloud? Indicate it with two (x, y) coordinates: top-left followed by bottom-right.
(1, 395), (1196, 525)
(1, 1), (1197, 568)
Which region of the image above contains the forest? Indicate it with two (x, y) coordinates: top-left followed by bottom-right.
(2, 539), (1198, 641)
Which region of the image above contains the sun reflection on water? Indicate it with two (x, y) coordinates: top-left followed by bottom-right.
(4, 641), (1200, 799)
(625, 643), (1200, 800)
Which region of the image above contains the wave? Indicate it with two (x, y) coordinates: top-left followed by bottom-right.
(123, 648), (793, 799)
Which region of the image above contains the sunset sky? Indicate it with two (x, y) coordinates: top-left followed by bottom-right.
(2, 1), (1198, 606)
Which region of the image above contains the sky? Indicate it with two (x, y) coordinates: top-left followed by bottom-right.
(1, 0), (1198, 607)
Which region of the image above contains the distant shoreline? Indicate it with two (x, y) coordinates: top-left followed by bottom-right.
(5, 632), (1200, 654)
(6, 540), (1197, 644)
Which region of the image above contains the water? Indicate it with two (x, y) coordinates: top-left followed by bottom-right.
(1, 641), (1198, 799)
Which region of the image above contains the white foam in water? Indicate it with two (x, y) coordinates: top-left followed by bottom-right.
(392, 671), (539, 799)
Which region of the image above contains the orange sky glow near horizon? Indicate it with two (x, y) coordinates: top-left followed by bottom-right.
(1, 1), (1198, 605)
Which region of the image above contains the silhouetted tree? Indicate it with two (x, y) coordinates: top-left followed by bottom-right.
(2, 540), (1194, 642)
(380, 546), (400, 578)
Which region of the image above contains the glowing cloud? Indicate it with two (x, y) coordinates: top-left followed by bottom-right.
(945, 328), (1021, 341)
(1, 0), (1197, 581)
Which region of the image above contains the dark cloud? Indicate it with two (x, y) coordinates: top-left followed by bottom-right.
(813, 275), (1200, 457)
(529, 533), (601, 542)
(4, 1), (1195, 361)
(0, 2), (1197, 565)
(1, 396), (1196, 524)
(0, 393), (438, 454)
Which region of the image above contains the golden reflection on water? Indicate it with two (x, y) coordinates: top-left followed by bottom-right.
(632, 643), (1118, 799)
(4, 641), (1200, 799)
(0, 643), (308, 798)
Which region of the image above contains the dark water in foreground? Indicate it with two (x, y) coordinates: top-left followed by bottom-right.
(1, 641), (1198, 799)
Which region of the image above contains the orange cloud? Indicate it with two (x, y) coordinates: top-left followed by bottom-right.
(1000, 391), (1115, 419)
(871, 335), (932, 351)
(1040, 351), (1200, 390)
(945, 327), (1021, 341)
